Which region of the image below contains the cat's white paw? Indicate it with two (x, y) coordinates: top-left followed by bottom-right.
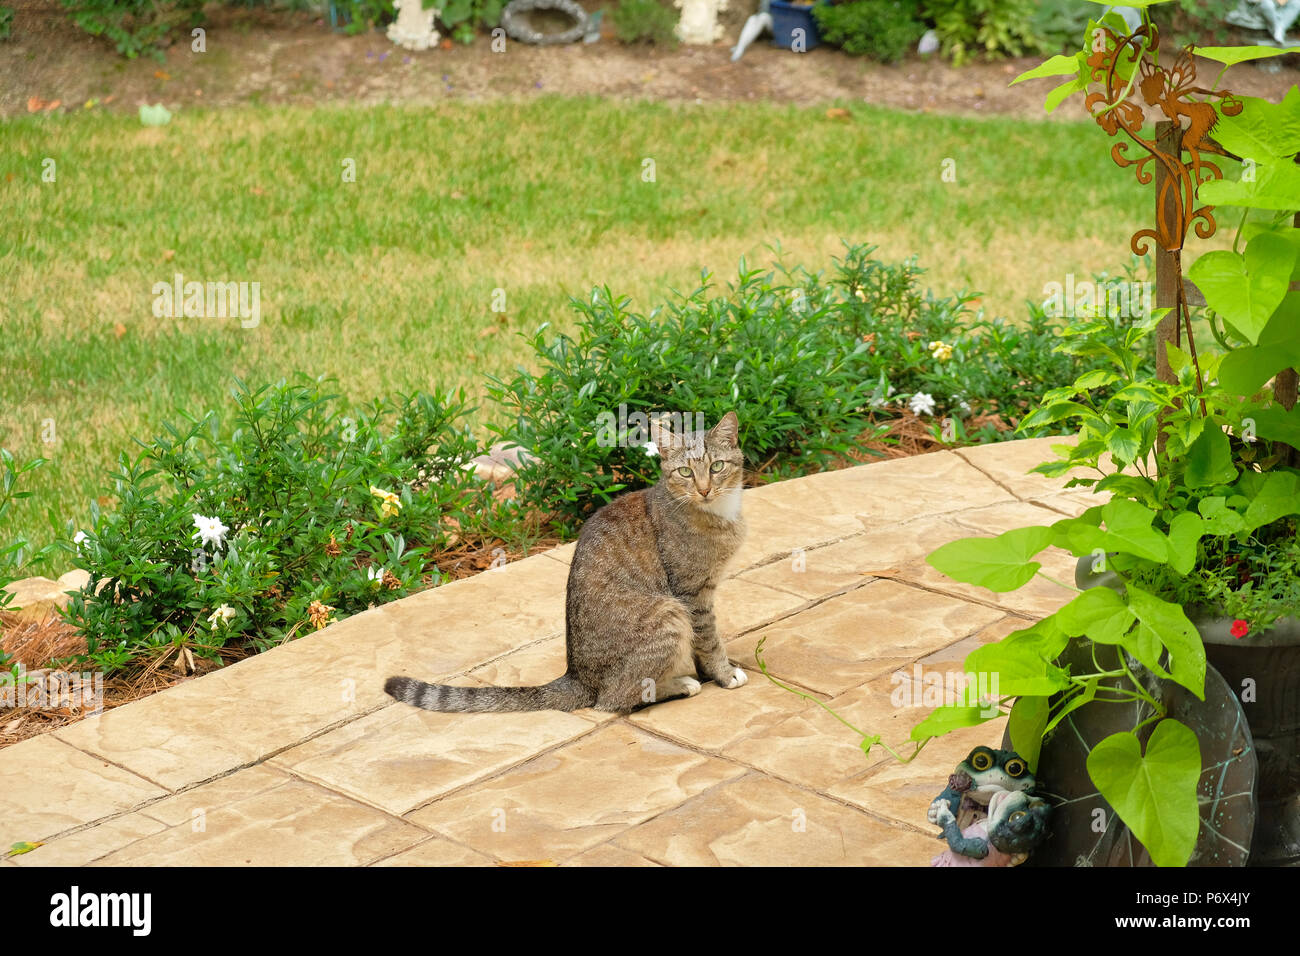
(720, 667), (748, 689)
(680, 676), (703, 697)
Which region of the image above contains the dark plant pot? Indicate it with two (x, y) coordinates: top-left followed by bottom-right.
(1194, 611), (1300, 866)
(1040, 555), (1300, 866)
(1014, 635), (1258, 866)
(769, 0), (822, 51)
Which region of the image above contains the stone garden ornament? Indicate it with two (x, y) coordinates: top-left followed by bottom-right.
(388, 0), (440, 50)
(676, 0), (727, 45)
(731, 0), (770, 61)
(501, 0), (588, 45)
(1226, 0), (1300, 44)
(928, 747), (1052, 867)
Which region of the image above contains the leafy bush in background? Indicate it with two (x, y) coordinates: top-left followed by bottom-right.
(488, 244), (1154, 533)
(0, 6), (13, 39)
(1030, 0), (1090, 54)
(63, 378), (499, 675)
(58, 0), (205, 58)
(923, 0), (1044, 64)
(612, 0), (678, 46)
(813, 0), (927, 63)
(439, 0), (505, 43)
(487, 259), (879, 534)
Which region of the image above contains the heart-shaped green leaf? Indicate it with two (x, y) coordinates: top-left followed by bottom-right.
(1188, 234), (1296, 344)
(1086, 722), (1201, 867)
(1008, 695), (1050, 773)
(1184, 424), (1238, 488)
(1195, 46), (1300, 69)
(1199, 160), (1300, 212)
(925, 526), (1055, 592)
(1126, 584), (1205, 698)
(1204, 88), (1300, 158)
(909, 704), (1001, 743)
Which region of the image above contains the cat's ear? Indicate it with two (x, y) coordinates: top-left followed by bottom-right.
(707, 411), (739, 448)
(649, 416), (679, 454)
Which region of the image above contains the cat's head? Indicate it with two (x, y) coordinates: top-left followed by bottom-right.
(650, 411), (744, 518)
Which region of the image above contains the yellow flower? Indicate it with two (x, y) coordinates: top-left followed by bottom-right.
(369, 485), (402, 518)
(928, 340), (954, 362)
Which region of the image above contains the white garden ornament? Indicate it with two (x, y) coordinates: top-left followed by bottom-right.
(676, 0), (727, 45)
(388, 0), (441, 51)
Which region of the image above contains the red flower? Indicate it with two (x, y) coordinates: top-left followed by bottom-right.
(1230, 619), (1249, 639)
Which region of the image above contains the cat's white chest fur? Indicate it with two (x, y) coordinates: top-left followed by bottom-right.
(697, 487), (743, 522)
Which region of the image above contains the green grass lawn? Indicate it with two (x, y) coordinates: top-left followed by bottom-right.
(0, 96), (1206, 569)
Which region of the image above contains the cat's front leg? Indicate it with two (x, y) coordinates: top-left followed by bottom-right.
(690, 600), (747, 690)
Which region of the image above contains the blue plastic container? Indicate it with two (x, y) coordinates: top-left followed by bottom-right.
(769, 0), (822, 51)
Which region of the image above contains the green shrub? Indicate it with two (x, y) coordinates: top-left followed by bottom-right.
(612, 0), (678, 46)
(62, 377), (498, 675)
(486, 244), (1153, 534)
(0, 6), (14, 40)
(1156, 0), (1240, 47)
(923, 0), (1044, 64)
(58, 0), (205, 59)
(1030, 0), (1090, 54)
(813, 0), (926, 63)
(332, 0), (395, 35)
(439, 0), (505, 43)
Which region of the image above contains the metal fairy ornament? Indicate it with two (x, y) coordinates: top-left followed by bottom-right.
(1083, 23), (1244, 409)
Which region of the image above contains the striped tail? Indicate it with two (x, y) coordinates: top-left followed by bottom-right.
(383, 673), (593, 713)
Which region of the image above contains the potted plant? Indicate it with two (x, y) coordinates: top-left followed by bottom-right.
(769, 0), (823, 50)
(918, 2), (1300, 866)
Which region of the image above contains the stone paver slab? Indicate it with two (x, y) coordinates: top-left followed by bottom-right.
(719, 671), (917, 791)
(611, 772), (938, 866)
(628, 673), (812, 753)
(897, 501), (1083, 618)
(725, 493), (863, 574)
(372, 837), (496, 866)
(0, 735), (166, 846)
(93, 774), (426, 866)
(269, 699), (596, 817)
(955, 438), (1083, 500)
(9, 812), (166, 867)
(714, 576), (808, 637)
(749, 450), (1017, 532)
(727, 579), (1004, 697)
(405, 722), (747, 860)
(565, 843), (663, 866)
(738, 514), (971, 602)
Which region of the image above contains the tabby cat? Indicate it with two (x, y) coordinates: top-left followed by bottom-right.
(384, 411), (749, 713)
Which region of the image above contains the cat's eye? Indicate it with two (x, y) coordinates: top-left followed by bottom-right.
(677, 467), (693, 478)
(1009, 811), (1026, 823)
(709, 461), (725, 473)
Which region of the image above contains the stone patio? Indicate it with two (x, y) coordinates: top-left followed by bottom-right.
(0, 437), (1101, 867)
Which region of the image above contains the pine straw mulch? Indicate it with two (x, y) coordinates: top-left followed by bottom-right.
(0, 417), (1011, 749)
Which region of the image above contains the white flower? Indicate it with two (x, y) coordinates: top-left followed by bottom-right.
(909, 392), (937, 417)
(642, 441), (659, 457)
(73, 530), (89, 550)
(192, 514), (229, 549)
(367, 565), (385, 587)
(207, 604), (236, 629)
